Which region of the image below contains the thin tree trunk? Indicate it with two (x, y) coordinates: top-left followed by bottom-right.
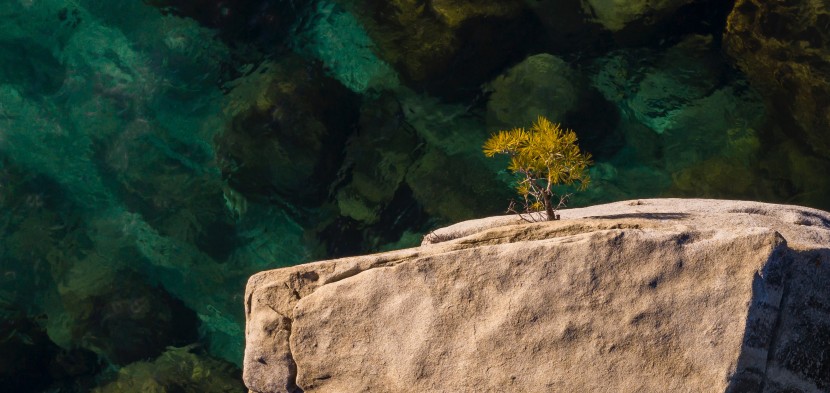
(544, 190), (557, 220)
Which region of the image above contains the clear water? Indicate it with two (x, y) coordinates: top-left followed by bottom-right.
(0, 0), (827, 391)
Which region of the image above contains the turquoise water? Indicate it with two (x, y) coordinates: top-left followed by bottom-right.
(0, 0), (827, 391)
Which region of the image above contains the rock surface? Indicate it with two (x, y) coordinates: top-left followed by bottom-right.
(243, 199), (830, 392)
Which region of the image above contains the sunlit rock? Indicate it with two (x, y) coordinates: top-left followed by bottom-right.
(244, 199), (830, 393)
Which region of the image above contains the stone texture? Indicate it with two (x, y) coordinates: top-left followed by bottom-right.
(244, 199), (830, 393)
(724, 0), (830, 158)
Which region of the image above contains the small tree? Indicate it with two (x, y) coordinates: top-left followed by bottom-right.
(483, 116), (592, 221)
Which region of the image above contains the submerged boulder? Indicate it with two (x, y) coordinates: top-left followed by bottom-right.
(334, 95), (421, 225)
(724, 0), (830, 158)
(334, 0), (533, 96)
(580, 0), (735, 43)
(244, 199), (830, 393)
(92, 345), (245, 392)
(404, 147), (510, 223)
(63, 271), (200, 366)
(582, 0), (696, 32)
(144, 0), (302, 47)
(485, 53), (579, 131)
(216, 57), (360, 207)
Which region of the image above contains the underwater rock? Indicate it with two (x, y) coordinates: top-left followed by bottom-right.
(665, 96), (764, 197)
(0, 307), (100, 393)
(335, 0), (534, 97)
(529, 0), (732, 48)
(671, 156), (757, 198)
(485, 53), (579, 131)
(141, 0), (308, 85)
(592, 35), (766, 197)
(61, 272), (200, 366)
(335, 94), (422, 225)
(405, 147), (510, 223)
(144, 0), (301, 48)
(389, 90), (516, 224)
(522, 0), (608, 53)
(92, 345), (245, 392)
(759, 139), (830, 212)
(291, 2), (399, 94)
(658, 84), (764, 173)
(216, 57), (360, 207)
(101, 118), (237, 260)
(319, 183), (426, 258)
(0, 39), (65, 96)
(312, 94), (427, 257)
(582, 0), (696, 32)
(594, 35), (731, 135)
(724, 0), (830, 158)
(484, 53), (624, 159)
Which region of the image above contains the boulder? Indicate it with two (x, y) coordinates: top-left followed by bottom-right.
(582, 0), (696, 32)
(216, 57), (360, 206)
(526, 0), (731, 50)
(724, 0), (830, 158)
(334, 0), (532, 97)
(404, 147), (510, 223)
(485, 53), (579, 131)
(92, 345), (245, 393)
(334, 95), (421, 225)
(143, 0), (302, 46)
(243, 199), (830, 392)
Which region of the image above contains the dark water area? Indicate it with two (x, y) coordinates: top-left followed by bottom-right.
(0, 0), (828, 391)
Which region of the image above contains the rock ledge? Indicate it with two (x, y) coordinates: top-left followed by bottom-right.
(244, 199), (830, 393)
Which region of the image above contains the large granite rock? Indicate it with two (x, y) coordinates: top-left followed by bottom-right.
(243, 199), (830, 392)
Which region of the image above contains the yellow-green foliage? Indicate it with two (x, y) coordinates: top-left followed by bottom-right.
(483, 116), (591, 219)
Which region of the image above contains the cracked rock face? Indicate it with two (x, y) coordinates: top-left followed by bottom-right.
(243, 199), (830, 393)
